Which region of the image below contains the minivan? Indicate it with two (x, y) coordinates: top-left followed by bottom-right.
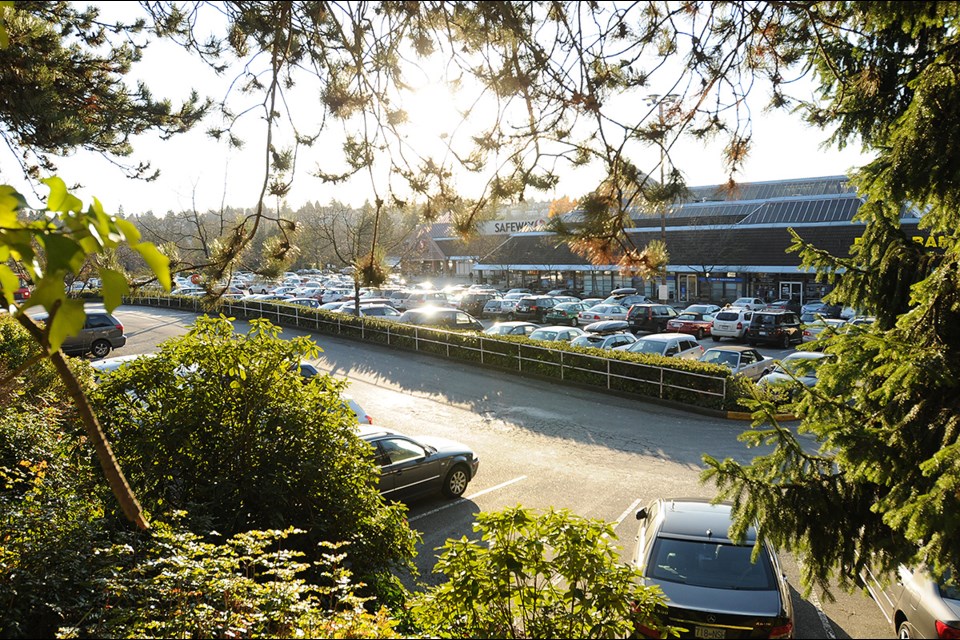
(33, 309), (127, 359)
(626, 303), (679, 334)
(746, 310), (802, 348)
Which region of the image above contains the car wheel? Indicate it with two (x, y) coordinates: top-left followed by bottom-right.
(571, 317), (578, 327)
(506, 313), (515, 321)
(781, 333), (791, 349)
(90, 339), (112, 359)
(711, 336), (721, 342)
(898, 620), (916, 639)
(442, 464), (470, 498)
(696, 328), (705, 340)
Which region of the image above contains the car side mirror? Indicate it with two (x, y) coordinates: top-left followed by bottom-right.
(635, 507), (648, 520)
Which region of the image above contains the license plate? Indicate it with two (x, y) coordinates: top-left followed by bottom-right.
(694, 626), (725, 639)
(758, 330), (768, 335)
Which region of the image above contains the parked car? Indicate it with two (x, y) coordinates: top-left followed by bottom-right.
(801, 317), (847, 343)
(681, 303), (721, 316)
(626, 303), (679, 334)
(746, 310), (803, 348)
(506, 288), (532, 296)
(582, 320), (631, 335)
(89, 353), (157, 382)
(757, 351), (834, 400)
(665, 312), (715, 340)
(483, 321), (539, 337)
(458, 291), (500, 316)
(546, 288), (582, 298)
(395, 290), (450, 312)
(544, 301), (589, 326)
(729, 297), (766, 310)
(604, 292), (654, 308)
(632, 498), (794, 640)
(397, 306), (484, 331)
(698, 346), (774, 381)
(338, 303), (402, 320)
(579, 297), (604, 309)
(570, 330), (637, 351)
(711, 307), (754, 342)
(619, 333), (705, 360)
(286, 297), (322, 308)
(32, 308), (127, 359)
(861, 562), (960, 639)
(577, 303), (630, 324)
(481, 297), (520, 320)
(358, 425), (479, 500)
(528, 326), (586, 343)
(765, 298), (802, 314)
(514, 295), (561, 323)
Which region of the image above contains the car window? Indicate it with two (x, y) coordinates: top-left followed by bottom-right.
(378, 438), (427, 465)
(85, 314), (116, 329)
(680, 340), (697, 351)
(664, 344), (680, 357)
(648, 538), (776, 590)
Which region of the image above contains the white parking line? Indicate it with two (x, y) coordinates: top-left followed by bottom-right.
(798, 559), (837, 639)
(408, 475), (527, 523)
(614, 498), (643, 528)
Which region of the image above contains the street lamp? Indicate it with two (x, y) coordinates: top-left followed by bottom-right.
(646, 93), (680, 301)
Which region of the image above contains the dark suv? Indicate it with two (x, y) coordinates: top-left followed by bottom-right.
(514, 295), (559, 323)
(459, 291), (499, 316)
(626, 303), (679, 334)
(746, 310), (802, 348)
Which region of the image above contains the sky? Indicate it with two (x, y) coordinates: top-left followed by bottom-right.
(1, 3), (875, 218)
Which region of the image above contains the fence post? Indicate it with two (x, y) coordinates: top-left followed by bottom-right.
(659, 367), (664, 398)
(607, 358), (611, 390)
(560, 351), (564, 381)
(518, 344), (522, 372)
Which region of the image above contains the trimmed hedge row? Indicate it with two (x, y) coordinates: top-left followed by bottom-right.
(116, 293), (754, 412)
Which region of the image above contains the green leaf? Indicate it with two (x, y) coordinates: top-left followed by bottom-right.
(41, 177), (83, 212)
(39, 233), (87, 274)
(47, 299), (86, 354)
(0, 263), (18, 307)
(99, 268), (130, 313)
(134, 242), (171, 291)
(114, 217), (142, 245)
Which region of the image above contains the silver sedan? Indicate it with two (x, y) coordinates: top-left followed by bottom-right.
(698, 345), (774, 381)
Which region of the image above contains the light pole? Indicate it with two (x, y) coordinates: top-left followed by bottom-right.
(646, 93), (679, 301)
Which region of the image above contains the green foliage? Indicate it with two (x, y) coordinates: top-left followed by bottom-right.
(90, 315), (418, 592)
(411, 506), (670, 639)
(1, 179), (170, 352)
(0, 403), (121, 638)
(702, 1), (960, 596)
(0, 2), (210, 180)
(78, 523), (402, 639)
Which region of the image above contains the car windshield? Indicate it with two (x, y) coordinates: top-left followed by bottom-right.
(702, 350), (738, 367)
(629, 340), (667, 354)
(573, 335), (605, 346)
(530, 330), (558, 340)
(648, 538), (776, 590)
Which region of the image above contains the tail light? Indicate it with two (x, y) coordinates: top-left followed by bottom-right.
(115, 321), (124, 332)
(936, 620), (960, 639)
(736, 321), (742, 330)
(803, 329), (812, 338)
(769, 621), (794, 638)
(365, 415), (374, 425)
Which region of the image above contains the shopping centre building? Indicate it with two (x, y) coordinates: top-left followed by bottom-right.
(398, 175), (927, 306)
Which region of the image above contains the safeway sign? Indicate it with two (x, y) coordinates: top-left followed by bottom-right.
(481, 218), (548, 234)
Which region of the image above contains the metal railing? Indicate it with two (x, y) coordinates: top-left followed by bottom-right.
(126, 293), (730, 409)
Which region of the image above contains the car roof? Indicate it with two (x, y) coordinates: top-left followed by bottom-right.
(642, 332), (693, 340)
(356, 425), (400, 440)
(782, 351), (832, 361)
(655, 498), (757, 544)
(703, 345), (758, 353)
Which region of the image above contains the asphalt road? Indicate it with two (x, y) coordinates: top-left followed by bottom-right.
(106, 304), (893, 639)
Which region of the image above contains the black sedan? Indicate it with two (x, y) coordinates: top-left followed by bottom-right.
(358, 426), (479, 501)
(633, 498), (794, 639)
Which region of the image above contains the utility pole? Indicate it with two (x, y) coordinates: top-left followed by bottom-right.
(646, 93), (679, 301)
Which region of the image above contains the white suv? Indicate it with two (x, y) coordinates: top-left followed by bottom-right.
(711, 307), (754, 342)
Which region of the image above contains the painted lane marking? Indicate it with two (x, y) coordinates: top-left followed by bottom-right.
(409, 475), (527, 523)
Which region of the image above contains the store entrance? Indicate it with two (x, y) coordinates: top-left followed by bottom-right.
(679, 275), (697, 302)
(779, 281), (803, 303)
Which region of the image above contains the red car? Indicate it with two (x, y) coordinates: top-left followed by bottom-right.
(665, 311), (715, 340)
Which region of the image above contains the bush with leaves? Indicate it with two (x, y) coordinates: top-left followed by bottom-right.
(90, 315), (418, 597)
(411, 506), (671, 639)
(72, 522), (401, 639)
